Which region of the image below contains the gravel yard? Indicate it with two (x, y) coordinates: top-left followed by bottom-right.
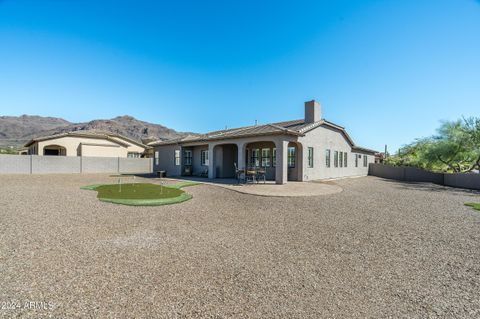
(0, 174), (479, 318)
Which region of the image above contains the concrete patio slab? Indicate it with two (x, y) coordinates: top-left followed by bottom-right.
(162, 177), (343, 197)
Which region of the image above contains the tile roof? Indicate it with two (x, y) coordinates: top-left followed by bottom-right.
(149, 118), (358, 146)
(24, 131), (148, 148)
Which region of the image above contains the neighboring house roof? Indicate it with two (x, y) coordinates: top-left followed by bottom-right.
(24, 131), (148, 149)
(148, 119), (376, 154)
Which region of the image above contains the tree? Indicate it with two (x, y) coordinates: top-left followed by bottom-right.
(386, 117), (480, 173)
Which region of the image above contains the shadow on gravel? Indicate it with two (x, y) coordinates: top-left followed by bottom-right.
(377, 177), (480, 196)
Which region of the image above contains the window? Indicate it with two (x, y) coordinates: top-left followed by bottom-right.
(261, 148), (271, 167)
(308, 147), (314, 168)
(334, 151), (339, 167)
(127, 152), (141, 158)
(363, 155), (368, 167)
(344, 152), (347, 167)
(184, 150), (192, 166)
(154, 151), (159, 165)
(339, 152), (343, 167)
(288, 147), (296, 168)
(251, 149), (260, 167)
(355, 154), (359, 167)
(272, 148), (276, 167)
(174, 150), (180, 166)
(325, 149), (331, 168)
(201, 150), (209, 166)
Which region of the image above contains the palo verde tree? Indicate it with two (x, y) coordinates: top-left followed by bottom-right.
(387, 117), (480, 173)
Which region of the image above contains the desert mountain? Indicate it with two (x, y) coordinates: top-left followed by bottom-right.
(0, 115), (192, 148)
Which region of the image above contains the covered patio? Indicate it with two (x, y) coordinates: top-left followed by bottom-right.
(178, 136), (303, 184)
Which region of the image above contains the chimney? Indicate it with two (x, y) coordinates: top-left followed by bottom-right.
(304, 100), (321, 123)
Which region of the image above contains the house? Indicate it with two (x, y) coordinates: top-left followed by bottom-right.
(24, 131), (149, 158)
(149, 100), (376, 184)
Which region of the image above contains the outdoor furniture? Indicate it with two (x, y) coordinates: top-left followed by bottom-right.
(234, 163), (245, 183)
(199, 167), (208, 177)
(245, 169), (257, 183)
(256, 168), (266, 183)
(183, 166), (192, 176)
(156, 170), (166, 178)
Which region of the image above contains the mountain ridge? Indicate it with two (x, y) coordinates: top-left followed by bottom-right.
(0, 115), (194, 148)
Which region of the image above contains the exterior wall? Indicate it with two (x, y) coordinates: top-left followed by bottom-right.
(298, 125), (374, 180)
(36, 136), (121, 156)
(32, 156), (81, 173)
(80, 144), (126, 157)
(192, 146), (209, 175)
(30, 136), (145, 157)
(119, 158), (153, 173)
(109, 137), (145, 155)
(0, 154), (152, 174)
(0, 154), (31, 174)
(82, 156), (119, 173)
(153, 130), (374, 182)
(444, 173), (480, 190)
(213, 144), (237, 178)
(153, 144), (182, 177)
(369, 164), (480, 191)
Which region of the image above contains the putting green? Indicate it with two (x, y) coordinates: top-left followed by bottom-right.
(465, 202), (480, 212)
(81, 182), (199, 206)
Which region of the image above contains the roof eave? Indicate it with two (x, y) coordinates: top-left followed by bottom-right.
(151, 130), (303, 147)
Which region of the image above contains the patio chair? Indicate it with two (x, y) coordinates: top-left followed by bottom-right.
(234, 162), (245, 183)
(256, 168), (266, 184)
(245, 168), (257, 184)
(199, 167), (208, 177)
(183, 165), (192, 176)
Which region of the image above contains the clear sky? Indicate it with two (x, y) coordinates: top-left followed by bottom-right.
(1, 0), (479, 152)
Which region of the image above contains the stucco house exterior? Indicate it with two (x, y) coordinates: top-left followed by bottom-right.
(24, 131), (149, 158)
(149, 100), (376, 184)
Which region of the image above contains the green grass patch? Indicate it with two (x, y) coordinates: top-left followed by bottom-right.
(82, 182), (199, 206)
(167, 181), (201, 189)
(465, 202), (480, 212)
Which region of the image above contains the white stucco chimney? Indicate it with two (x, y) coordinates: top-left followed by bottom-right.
(304, 100), (321, 123)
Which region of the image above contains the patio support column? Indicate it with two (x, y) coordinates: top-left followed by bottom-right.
(275, 140), (288, 184)
(236, 142), (246, 170)
(207, 144), (215, 179)
(179, 146), (184, 176)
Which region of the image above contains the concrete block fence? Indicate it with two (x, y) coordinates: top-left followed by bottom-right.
(0, 155), (153, 174)
(369, 163), (480, 191)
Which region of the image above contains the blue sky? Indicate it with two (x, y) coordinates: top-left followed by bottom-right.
(0, 0), (479, 152)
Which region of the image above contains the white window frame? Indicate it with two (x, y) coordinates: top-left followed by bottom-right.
(272, 148), (276, 167)
(326, 149), (331, 168)
(251, 149), (260, 167)
(261, 148), (271, 167)
(308, 147), (314, 168)
(184, 150), (192, 166)
(201, 150), (209, 166)
(127, 152), (141, 158)
(287, 147), (296, 168)
(174, 150), (180, 166)
(155, 151), (159, 166)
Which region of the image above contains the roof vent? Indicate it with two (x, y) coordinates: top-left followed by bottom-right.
(305, 100), (321, 123)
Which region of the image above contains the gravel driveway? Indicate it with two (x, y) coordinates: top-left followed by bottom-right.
(0, 174), (479, 318)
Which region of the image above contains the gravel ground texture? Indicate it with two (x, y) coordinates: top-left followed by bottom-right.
(0, 174), (479, 318)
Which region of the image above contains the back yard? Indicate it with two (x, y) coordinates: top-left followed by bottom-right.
(0, 174), (479, 318)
